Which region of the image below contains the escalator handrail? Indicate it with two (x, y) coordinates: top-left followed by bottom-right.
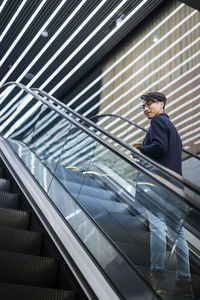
(1, 82), (200, 211)
(89, 113), (200, 161)
(30, 86), (200, 196)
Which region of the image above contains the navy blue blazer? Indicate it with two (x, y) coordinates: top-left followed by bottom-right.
(138, 113), (182, 175)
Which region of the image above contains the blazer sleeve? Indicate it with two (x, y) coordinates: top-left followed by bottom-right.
(138, 116), (168, 158)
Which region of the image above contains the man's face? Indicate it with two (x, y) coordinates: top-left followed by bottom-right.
(142, 100), (164, 119)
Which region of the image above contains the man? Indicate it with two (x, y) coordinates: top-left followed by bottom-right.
(136, 92), (193, 297)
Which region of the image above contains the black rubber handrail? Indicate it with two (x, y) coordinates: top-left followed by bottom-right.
(90, 113), (200, 161)
(1, 82), (200, 210)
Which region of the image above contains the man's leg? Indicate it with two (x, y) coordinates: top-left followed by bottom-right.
(148, 211), (167, 296)
(148, 211), (166, 272)
(167, 218), (193, 297)
(167, 218), (190, 278)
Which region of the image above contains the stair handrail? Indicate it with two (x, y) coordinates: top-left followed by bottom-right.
(1, 82), (200, 209)
(89, 113), (200, 161)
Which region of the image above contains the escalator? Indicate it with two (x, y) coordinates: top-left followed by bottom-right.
(1, 82), (200, 299)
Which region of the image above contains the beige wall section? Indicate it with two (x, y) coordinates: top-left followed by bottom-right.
(99, 1), (200, 156)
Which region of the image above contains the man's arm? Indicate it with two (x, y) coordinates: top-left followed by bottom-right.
(138, 117), (168, 158)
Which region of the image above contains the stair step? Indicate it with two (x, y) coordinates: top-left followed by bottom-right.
(0, 250), (58, 287)
(0, 208), (30, 229)
(0, 283), (79, 300)
(99, 222), (150, 245)
(78, 197), (130, 217)
(0, 191), (19, 209)
(94, 211), (148, 231)
(116, 241), (177, 270)
(0, 227), (43, 255)
(55, 166), (102, 188)
(68, 183), (115, 200)
(0, 178), (10, 192)
(136, 265), (200, 299)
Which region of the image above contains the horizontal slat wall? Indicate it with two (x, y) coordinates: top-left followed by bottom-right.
(74, 1), (200, 156)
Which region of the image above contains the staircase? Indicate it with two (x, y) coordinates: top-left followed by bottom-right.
(0, 166), (80, 300)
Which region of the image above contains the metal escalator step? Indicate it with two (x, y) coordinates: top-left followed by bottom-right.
(98, 222), (150, 246)
(94, 211), (148, 231)
(0, 208), (30, 229)
(76, 193), (116, 204)
(0, 191), (19, 209)
(136, 265), (200, 299)
(0, 167), (3, 177)
(0, 283), (79, 300)
(0, 227), (43, 255)
(56, 166), (102, 188)
(68, 182), (115, 200)
(76, 193), (120, 206)
(191, 273), (200, 299)
(0, 178), (10, 192)
(78, 197), (130, 217)
(116, 241), (151, 266)
(116, 241), (177, 270)
(0, 250), (58, 287)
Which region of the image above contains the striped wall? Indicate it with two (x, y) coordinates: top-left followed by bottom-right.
(65, 1), (200, 157)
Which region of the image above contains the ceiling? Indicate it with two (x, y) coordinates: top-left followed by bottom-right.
(181, 0), (200, 11)
(0, 0), (164, 99)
